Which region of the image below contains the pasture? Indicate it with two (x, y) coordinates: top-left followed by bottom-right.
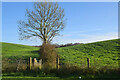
(2, 39), (120, 68)
(1, 39), (120, 79)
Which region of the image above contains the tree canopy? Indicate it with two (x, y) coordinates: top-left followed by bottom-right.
(18, 2), (66, 44)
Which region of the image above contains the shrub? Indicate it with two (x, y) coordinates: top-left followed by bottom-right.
(16, 59), (27, 71)
(39, 43), (57, 69)
(2, 58), (27, 73)
(2, 58), (17, 72)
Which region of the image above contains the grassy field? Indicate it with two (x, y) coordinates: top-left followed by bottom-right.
(58, 39), (120, 68)
(1, 39), (120, 68)
(2, 42), (39, 60)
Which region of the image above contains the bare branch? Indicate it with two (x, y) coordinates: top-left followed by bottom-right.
(18, 2), (66, 44)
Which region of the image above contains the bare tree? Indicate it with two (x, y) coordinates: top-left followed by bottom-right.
(18, 2), (66, 44)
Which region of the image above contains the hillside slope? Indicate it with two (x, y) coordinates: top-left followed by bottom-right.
(1, 42), (39, 59)
(1, 39), (120, 68)
(58, 39), (119, 68)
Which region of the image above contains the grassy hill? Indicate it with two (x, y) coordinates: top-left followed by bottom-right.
(1, 42), (39, 60)
(58, 39), (119, 68)
(1, 39), (120, 68)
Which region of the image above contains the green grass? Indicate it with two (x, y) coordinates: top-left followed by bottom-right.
(1, 39), (120, 68)
(2, 42), (39, 60)
(2, 77), (80, 80)
(2, 74), (120, 80)
(2, 77), (75, 80)
(58, 39), (119, 68)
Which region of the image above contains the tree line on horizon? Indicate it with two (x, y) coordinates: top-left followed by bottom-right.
(33, 42), (84, 48)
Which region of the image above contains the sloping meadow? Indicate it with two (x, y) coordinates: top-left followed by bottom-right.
(2, 39), (120, 69)
(58, 39), (119, 68)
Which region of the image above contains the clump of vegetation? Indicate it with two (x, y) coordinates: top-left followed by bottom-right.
(2, 62), (120, 79)
(39, 43), (57, 69)
(2, 58), (27, 73)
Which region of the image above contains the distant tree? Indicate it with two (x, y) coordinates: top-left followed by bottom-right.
(18, 2), (66, 44)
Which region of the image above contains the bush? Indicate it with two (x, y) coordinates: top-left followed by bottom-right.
(39, 43), (57, 69)
(2, 58), (27, 73)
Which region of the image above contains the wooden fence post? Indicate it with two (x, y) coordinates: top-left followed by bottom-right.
(87, 58), (90, 68)
(34, 58), (38, 68)
(56, 56), (60, 69)
(29, 57), (32, 70)
(39, 59), (42, 69)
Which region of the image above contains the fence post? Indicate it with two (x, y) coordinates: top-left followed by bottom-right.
(34, 58), (38, 68)
(56, 56), (60, 69)
(39, 59), (42, 69)
(29, 57), (32, 70)
(87, 58), (90, 68)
